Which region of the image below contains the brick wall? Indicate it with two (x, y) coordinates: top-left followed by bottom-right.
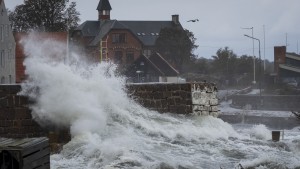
(127, 82), (219, 116)
(274, 46), (286, 75)
(0, 85), (70, 153)
(0, 85), (44, 138)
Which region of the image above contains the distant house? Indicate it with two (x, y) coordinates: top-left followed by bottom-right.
(274, 46), (300, 84)
(0, 0), (16, 84)
(71, 0), (183, 81)
(126, 53), (180, 83)
(14, 32), (68, 83)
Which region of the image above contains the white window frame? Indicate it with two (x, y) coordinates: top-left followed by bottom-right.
(0, 50), (5, 68)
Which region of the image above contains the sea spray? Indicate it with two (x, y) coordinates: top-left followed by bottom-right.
(19, 34), (300, 168)
(250, 124), (272, 140)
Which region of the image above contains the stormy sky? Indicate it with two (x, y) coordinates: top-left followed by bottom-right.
(5, 0), (300, 61)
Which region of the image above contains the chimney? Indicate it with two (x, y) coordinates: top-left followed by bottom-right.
(274, 46), (286, 74)
(172, 15), (179, 25)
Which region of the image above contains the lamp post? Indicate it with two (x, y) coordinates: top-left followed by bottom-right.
(136, 70), (142, 83)
(242, 27), (256, 84)
(244, 34), (262, 105)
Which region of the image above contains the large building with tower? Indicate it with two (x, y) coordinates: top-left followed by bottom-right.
(71, 0), (184, 82)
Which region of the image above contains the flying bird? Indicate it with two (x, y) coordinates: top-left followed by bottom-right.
(187, 19), (199, 22)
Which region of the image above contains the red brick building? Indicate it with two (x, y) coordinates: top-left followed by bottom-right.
(71, 0), (183, 68)
(274, 46), (300, 84)
(14, 32), (68, 83)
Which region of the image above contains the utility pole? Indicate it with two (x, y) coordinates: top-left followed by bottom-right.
(263, 25), (266, 72)
(242, 27), (255, 84)
(244, 34), (262, 105)
(297, 40), (299, 54)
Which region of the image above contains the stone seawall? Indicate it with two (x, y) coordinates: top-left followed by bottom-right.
(127, 82), (219, 116)
(0, 85), (44, 138)
(0, 85), (70, 152)
(0, 83), (219, 152)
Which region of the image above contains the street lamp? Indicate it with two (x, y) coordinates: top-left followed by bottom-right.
(136, 70), (142, 83)
(242, 27), (256, 84)
(244, 34), (262, 105)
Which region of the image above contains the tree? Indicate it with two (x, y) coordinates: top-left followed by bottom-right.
(235, 55), (253, 75)
(155, 27), (198, 72)
(211, 47), (237, 76)
(8, 0), (80, 32)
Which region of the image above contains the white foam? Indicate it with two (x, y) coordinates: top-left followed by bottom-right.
(250, 124), (271, 140)
(19, 34), (300, 168)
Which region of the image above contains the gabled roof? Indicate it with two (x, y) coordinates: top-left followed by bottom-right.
(279, 64), (300, 74)
(149, 53), (179, 76)
(75, 21), (101, 37)
(75, 20), (180, 47)
(120, 21), (176, 46)
(126, 53), (179, 77)
(86, 20), (132, 46)
(97, 0), (112, 11)
(286, 52), (300, 58)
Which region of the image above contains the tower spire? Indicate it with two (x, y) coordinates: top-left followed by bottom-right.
(97, 0), (112, 21)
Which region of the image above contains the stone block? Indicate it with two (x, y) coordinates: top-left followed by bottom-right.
(8, 85), (22, 94)
(15, 108), (32, 119)
(163, 91), (172, 98)
(21, 119), (33, 126)
(174, 97), (183, 104)
(172, 91), (180, 97)
(178, 91), (187, 99)
(167, 84), (180, 91)
(0, 97), (8, 108)
(201, 111), (210, 116)
(161, 100), (168, 109)
(210, 106), (218, 112)
(153, 92), (163, 99)
(6, 96), (15, 108)
(155, 100), (162, 108)
(13, 120), (22, 127)
(180, 84), (191, 91)
(167, 98), (175, 105)
(176, 105), (187, 114)
(186, 99), (193, 105)
(210, 98), (218, 105)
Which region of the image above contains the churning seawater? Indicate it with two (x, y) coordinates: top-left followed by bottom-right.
(19, 35), (300, 169)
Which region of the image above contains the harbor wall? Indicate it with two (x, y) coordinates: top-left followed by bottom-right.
(0, 83), (219, 152)
(126, 82), (219, 116)
(0, 85), (70, 152)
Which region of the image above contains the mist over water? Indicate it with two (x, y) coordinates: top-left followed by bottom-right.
(20, 35), (300, 169)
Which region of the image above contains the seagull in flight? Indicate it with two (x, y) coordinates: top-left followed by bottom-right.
(187, 19), (199, 22)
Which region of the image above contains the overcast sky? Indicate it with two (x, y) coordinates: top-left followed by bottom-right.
(4, 0), (300, 61)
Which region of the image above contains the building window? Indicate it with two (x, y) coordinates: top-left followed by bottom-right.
(6, 25), (9, 36)
(9, 75), (12, 84)
(1, 77), (5, 84)
(112, 33), (126, 43)
(114, 51), (123, 64)
(143, 49), (151, 57)
(0, 25), (3, 41)
(102, 10), (110, 15)
(8, 49), (12, 59)
(0, 50), (5, 68)
(126, 50), (134, 64)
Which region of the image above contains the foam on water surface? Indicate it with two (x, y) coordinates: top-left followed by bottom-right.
(20, 35), (300, 169)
